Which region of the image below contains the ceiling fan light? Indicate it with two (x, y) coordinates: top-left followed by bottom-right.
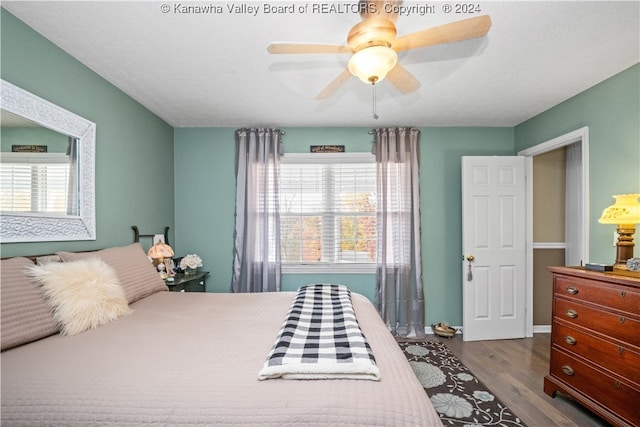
(348, 46), (398, 84)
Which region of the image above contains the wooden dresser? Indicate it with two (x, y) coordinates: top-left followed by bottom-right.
(545, 267), (640, 427)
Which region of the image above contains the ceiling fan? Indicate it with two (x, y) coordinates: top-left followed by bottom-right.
(267, 1), (492, 100)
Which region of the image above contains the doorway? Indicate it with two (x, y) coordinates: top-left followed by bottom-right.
(518, 126), (590, 336)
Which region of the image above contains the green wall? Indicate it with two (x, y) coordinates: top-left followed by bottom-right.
(420, 127), (514, 324)
(2, 126), (69, 153)
(0, 9), (175, 257)
(174, 126), (514, 325)
(515, 64), (640, 265)
(172, 128), (235, 288)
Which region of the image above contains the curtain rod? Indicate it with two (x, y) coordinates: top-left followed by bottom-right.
(234, 128), (285, 135)
(368, 127), (420, 134)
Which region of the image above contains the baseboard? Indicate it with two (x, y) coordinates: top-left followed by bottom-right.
(425, 325), (551, 335)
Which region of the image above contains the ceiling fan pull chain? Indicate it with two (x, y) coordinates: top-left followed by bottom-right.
(372, 83), (379, 120)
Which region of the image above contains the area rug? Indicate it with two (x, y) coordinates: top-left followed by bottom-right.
(398, 340), (526, 426)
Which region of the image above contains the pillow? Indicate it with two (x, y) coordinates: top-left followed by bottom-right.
(35, 254), (62, 265)
(1, 257), (59, 350)
(28, 258), (132, 336)
(58, 243), (168, 303)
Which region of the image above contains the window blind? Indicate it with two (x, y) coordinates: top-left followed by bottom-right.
(279, 153), (376, 265)
(0, 153), (71, 214)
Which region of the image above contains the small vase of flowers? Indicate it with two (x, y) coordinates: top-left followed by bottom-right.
(180, 254), (203, 275)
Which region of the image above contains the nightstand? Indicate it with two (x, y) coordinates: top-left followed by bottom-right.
(166, 271), (209, 292)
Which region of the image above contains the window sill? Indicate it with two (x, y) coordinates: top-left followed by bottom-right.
(282, 264), (376, 274)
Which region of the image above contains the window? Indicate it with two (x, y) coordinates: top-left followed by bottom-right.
(0, 152), (72, 215)
(279, 153), (376, 272)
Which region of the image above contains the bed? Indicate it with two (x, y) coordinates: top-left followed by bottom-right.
(1, 243), (442, 426)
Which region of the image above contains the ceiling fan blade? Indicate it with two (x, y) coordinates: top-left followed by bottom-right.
(315, 69), (353, 100)
(268, 43), (351, 55)
(392, 15), (492, 52)
(386, 64), (421, 94)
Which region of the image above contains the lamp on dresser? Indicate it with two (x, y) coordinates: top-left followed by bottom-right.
(598, 193), (640, 270)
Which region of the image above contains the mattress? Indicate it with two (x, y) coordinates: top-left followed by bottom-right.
(1, 291), (442, 426)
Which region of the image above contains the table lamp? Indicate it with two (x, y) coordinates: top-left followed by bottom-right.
(147, 241), (174, 271)
(598, 193), (640, 270)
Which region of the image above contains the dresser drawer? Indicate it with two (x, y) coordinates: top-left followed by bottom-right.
(554, 298), (640, 346)
(552, 321), (640, 386)
(550, 348), (640, 426)
(555, 275), (640, 315)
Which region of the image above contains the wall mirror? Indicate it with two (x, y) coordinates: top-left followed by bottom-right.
(0, 79), (96, 242)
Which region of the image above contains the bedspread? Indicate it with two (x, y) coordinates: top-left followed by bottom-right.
(1, 291), (442, 426)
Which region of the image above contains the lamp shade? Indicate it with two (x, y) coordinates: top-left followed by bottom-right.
(147, 242), (174, 259)
(347, 46), (398, 84)
(598, 194), (640, 225)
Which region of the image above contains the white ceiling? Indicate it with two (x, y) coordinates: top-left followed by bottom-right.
(3, 1), (639, 128)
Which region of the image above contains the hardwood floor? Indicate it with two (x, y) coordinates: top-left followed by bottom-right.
(434, 333), (611, 427)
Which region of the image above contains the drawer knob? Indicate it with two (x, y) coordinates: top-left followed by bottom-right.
(564, 336), (576, 345)
(618, 346), (625, 355)
(566, 286), (579, 295)
(619, 316), (626, 324)
(561, 365), (574, 376)
(565, 309), (578, 319)
(199, 281), (204, 285)
(615, 381), (621, 389)
(620, 290), (626, 298)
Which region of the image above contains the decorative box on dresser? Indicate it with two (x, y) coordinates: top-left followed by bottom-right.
(545, 267), (640, 427)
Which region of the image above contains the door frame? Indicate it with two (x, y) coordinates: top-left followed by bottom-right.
(518, 126), (590, 337)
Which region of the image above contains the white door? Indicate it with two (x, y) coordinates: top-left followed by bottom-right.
(461, 156), (526, 341)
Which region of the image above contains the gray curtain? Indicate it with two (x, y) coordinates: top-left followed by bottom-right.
(231, 128), (282, 293)
(374, 127), (425, 338)
(66, 137), (79, 215)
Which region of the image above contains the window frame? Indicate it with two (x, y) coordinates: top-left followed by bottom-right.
(280, 152), (377, 274)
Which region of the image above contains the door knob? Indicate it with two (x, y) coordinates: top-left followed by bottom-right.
(466, 255), (474, 281)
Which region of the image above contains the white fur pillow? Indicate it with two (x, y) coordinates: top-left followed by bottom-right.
(28, 258), (132, 336)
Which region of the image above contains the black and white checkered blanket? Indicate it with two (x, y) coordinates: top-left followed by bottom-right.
(258, 284), (380, 381)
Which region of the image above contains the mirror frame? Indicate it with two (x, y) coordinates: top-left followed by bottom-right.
(1, 79), (96, 242)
